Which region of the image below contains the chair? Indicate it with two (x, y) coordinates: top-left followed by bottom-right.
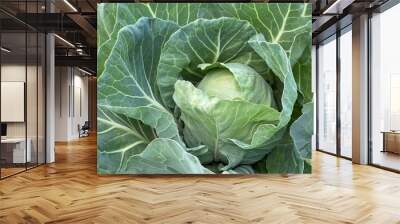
(79, 121), (90, 138)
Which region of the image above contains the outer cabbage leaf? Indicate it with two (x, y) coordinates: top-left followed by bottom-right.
(290, 102), (313, 160)
(98, 3), (154, 78)
(304, 159), (312, 174)
(198, 3), (312, 66)
(98, 18), (182, 147)
(157, 17), (260, 108)
(266, 138), (304, 174)
(264, 101), (313, 174)
(97, 3), (116, 49)
(293, 44), (313, 103)
(98, 3), (203, 77)
(229, 36), (298, 154)
(222, 165), (255, 174)
(97, 106), (156, 173)
(124, 138), (211, 174)
(98, 3), (311, 77)
(173, 80), (280, 170)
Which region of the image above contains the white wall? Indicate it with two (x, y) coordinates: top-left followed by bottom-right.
(55, 66), (69, 141)
(71, 73), (89, 138)
(54, 67), (89, 141)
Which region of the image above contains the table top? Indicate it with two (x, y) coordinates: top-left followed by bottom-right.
(381, 131), (400, 134)
(1, 138), (29, 143)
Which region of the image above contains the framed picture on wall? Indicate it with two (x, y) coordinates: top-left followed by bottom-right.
(1, 82), (25, 122)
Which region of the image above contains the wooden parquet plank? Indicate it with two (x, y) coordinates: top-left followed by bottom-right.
(0, 135), (400, 224)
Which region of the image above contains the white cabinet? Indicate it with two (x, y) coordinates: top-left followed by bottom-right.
(1, 138), (32, 163)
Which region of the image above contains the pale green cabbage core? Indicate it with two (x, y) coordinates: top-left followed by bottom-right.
(197, 69), (241, 100)
(197, 68), (274, 108)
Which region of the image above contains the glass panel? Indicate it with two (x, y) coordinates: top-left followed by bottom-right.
(38, 32), (45, 165)
(24, 0), (39, 169)
(0, 0), (46, 179)
(1, 30), (27, 177)
(371, 4), (400, 171)
(312, 46), (317, 151)
(27, 31), (38, 169)
(340, 28), (352, 158)
(317, 36), (337, 154)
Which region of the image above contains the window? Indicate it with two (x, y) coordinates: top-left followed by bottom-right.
(317, 36), (337, 154)
(339, 27), (352, 158)
(370, 3), (400, 171)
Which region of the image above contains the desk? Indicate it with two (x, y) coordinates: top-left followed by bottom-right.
(1, 138), (31, 163)
(382, 131), (400, 154)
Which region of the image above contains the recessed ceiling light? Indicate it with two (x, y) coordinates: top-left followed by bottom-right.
(54, 34), (75, 48)
(322, 0), (353, 15)
(1, 47), (11, 53)
(63, 0), (78, 12)
(78, 67), (93, 76)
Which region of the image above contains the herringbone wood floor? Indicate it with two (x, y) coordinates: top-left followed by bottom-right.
(1, 135), (400, 224)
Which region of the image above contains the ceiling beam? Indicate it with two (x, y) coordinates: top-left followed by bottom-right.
(322, 0), (356, 15)
(312, 15), (335, 33)
(67, 13), (96, 46)
(55, 56), (96, 71)
(12, 13), (82, 32)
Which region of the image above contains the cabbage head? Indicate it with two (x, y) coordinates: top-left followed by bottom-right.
(97, 3), (313, 174)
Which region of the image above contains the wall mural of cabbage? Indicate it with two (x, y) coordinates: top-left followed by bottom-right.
(97, 3), (313, 174)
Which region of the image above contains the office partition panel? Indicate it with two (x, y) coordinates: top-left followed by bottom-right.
(0, 1), (47, 179)
(27, 31), (38, 169)
(38, 32), (46, 165)
(0, 31), (28, 178)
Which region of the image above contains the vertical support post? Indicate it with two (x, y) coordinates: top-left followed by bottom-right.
(46, 1), (55, 163)
(336, 29), (341, 157)
(352, 14), (369, 164)
(316, 45), (320, 151)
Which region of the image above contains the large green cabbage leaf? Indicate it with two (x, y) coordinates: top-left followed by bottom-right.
(97, 106), (156, 173)
(174, 80), (280, 170)
(123, 138), (212, 174)
(198, 3), (312, 66)
(98, 17), (182, 142)
(157, 17), (259, 108)
(98, 3), (204, 78)
(290, 102), (314, 160)
(293, 44), (313, 103)
(98, 3), (311, 78)
(229, 35), (298, 150)
(262, 101), (313, 174)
